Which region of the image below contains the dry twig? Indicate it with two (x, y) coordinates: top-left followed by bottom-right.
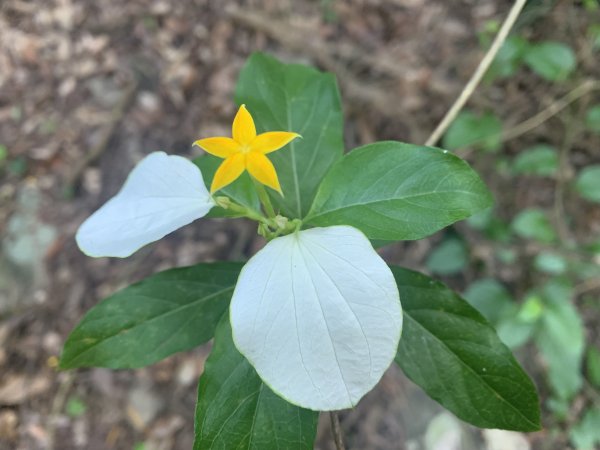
(329, 412), (346, 450)
(424, 0), (529, 146)
(502, 79), (600, 141)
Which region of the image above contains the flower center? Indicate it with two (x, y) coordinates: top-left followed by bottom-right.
(240, 145), (251, 154)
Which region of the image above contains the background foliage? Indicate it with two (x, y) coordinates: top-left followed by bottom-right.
(1, 1), (599, 449)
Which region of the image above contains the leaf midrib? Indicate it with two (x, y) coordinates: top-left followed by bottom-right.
(307, 189), (484, 223)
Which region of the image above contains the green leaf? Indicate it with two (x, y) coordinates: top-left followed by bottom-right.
(585, 105), (600, 133)
(535, 280), (584, 400)
(575, 165), (600, 203)
(393, 266), (541, 431)
(513, 144), (558, 177)
(66, 396), (87, 417)
(586, 237), (600, 256)
(494, 294), (541, 350)
(534, 251), (567, 274)
(8, 156), (27, 176)
(547, 396), (570, 419)
(570, 407), (600, 450)
(235, 52), (344, 218)
(496, 248), (517, 264)
(306, 141), (493, 241)
(194, 155), (261, 218)
(466, 207), (494, 230)
(518, 294), (544, 324)
(463, 278), (514, 324)
(586, 346), (600, 388)
(496, 316), (536, 350)
(194, 314), (318, 450)
(523, 41), (576, 81)
(467, 207), (512, 242)
(61, 263), (242, 369)
(478, 19), (500, 48)
(442, 111), (502, 153)
(487, 35), (528, 80)
(511, 208), (556, 243)
(584, 0), (599, 11)
(426, 238), (468, 276)
(589, 24), (600, 50)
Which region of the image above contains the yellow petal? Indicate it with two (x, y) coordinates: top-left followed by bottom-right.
(232, 104), (256, 145)
(211, 153), (246, 193)
(194, 137), (241, 158)
(246, 152), (282, 194)
(250, 131), (301, 154)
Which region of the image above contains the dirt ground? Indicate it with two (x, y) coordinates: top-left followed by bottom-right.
(1, 0), (599, 449)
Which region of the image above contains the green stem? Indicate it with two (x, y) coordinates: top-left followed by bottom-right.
(253, 179), (277, 219)
(214, 196), (270, 225)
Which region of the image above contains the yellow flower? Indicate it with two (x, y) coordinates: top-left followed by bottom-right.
(194, 105), (300, 194)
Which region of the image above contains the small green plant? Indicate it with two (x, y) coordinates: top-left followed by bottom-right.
(585, 105), (600, 133)
(511, 208), (556, 243)
(446, 20), (600, 447)
(65, 396), (87, 418)
(512, 144), (559, 177)
(575, 166), (600, 203)
(0, 145), (7, 167)
(443, 110), (502, 152)
(426, 236), (469, 276)
(61, 53), (541, 448)
(483, 33), (577, 83)
(523, 41), (576, 81)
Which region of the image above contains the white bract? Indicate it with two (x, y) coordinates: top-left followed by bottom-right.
(230, 226), (402, 411)
(76, 152), (214, 257)
(76, 153), (403, 410)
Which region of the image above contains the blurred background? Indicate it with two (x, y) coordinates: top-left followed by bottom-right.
(1, 0), (600, 449)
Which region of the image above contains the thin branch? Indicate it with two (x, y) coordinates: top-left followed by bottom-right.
(424, 0), (528, 146)
(329, 412), (346, 450)
(502, 79), (600, 141)
(552, 87), (589, 247)
(439, 79), (599, 153)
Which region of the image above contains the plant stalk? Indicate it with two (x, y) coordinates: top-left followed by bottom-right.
(253, 179), (277, 218)
(329, 412), (346, 450)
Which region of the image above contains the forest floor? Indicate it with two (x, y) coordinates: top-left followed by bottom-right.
(1, 0), (599, 449)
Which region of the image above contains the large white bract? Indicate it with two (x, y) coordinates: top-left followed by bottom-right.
(76, 152), (214, 257)
(230, 225), (402, 411)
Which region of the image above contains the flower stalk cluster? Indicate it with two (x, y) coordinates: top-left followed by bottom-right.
(213, 195), (301, 240)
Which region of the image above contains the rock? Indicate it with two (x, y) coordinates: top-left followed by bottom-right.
(176, 359), (199, 388)
(424, 412), (463, 450)
(483, 429), (530, 450)
(0, 374), (52, 405)
(3, 184), (57, 269)
(90, 368), (115, 397)
(1, 184), (57, 314)
(0, 409), (18, 441)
